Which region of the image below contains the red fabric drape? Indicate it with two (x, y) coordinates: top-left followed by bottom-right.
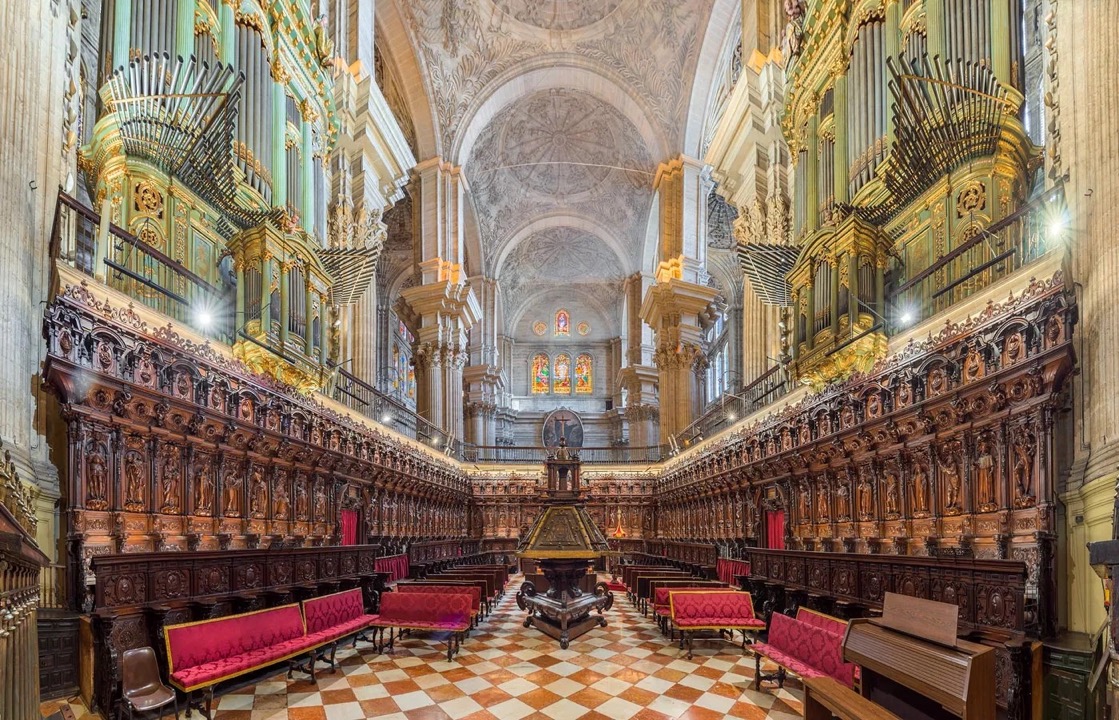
(765, 510), (785, 550)
(375, 554), (409, 582)
(341, 509), (359, 546)
(716, 558), (752, 586)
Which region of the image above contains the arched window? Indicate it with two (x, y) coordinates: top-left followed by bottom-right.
(531, 354), (550, 394)
(554, 354), (571, 394)
(555, 309), (570, 336)
(575, 353), (593, 394)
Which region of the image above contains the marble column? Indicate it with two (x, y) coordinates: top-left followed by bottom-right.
(397, 159), (480, 439)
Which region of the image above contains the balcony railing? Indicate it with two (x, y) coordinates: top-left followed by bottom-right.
(51, 192), (234, 344)
(676, 363), (793, 449)
(462, 445), (666, 465)
(889, 184), (1066, 332)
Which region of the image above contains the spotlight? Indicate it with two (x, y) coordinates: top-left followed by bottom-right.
(381, 414), (393, 424)
(1048, 215), (1066, 240)
(726, 414), (737, 422)
(899, 311), (914, 327)
(196, 310), (213, 328)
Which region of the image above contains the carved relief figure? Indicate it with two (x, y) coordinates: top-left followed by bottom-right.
(1004, 332), (1025, 365)
(798, 479), (810, 521)
(835, 480), (850, 520)
(858, 475), (873, 519)
(816, 412), (831, 437)
(940, 452), (962, 513)
(135, 352), (156, 387)
(224, 469), (241, 516)
(160, 451), (180, 513)
(975, 437), (996, 510)
(124, 453), (145, 511)
(962, 346), (985, 382)
(816, 484), (829, 521)
(97, 342), (113, 370)
(87, 444), (108, 510)
(174, 371), (191, 399)
(896, 382), (913, 408)
(928, 366), (947, 396)
(295, 479), (309, 520)
(884, 470), (899, 516)
(194, 464), (212, 513)
(249, 466), (267, 518)
(1013, 433), (1036, 506)
(274, 480), (289, 518)
(239, 396), (253, 422)
(209, 384), (224, 412)
(912, 463), (929, 515)
(866, 393), (882, 419)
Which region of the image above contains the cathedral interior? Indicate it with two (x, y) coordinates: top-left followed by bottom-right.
(3, 1), (1119, 719)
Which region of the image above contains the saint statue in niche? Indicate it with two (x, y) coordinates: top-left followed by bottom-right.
(295, 480), (309, 520)
(314, 485), (327, 520)
(817, 483), (830, 520)
(194, 465), (212, 513)
(87, 445), (107, 510)
(250, 466), (267, 518)
(940, 453), (962, 513)
(1013, 433), (1036, 506)
(124, 454), (145, 511)
(161, 452), (180, 513)
(858, 476), (873, 519)
(224, 469), (241, 516)
(274, 481), (289, 518)
(884, 470), (899, 515)
(912, 463), (929, 515)
(836, 481), (850, 520)
(975, 438), (996, 510)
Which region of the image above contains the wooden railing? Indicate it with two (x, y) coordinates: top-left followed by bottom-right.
(642, 540), (719, 569)
(462, 445), (666, 465)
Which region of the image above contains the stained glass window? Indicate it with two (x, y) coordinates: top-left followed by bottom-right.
(575, 353), (592, 394)
(555, 308), (570, 336)
(554, 354), (571, 393)
(531, 353), (550, 394)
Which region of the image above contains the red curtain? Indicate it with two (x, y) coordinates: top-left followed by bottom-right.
(765, 510), (785, 550)
(341, 509), (359, 546)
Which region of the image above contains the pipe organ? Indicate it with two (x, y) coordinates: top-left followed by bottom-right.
(84, 0), (337, 392)
(783, 0), (1037, 387)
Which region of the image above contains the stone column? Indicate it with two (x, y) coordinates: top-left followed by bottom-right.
(642, 156), (720, 440)
(397, 159), (480, 438)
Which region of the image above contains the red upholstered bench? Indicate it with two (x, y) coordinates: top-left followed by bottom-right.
(166, 604), (322, 718)
(796, 607), (847, 636)
(668, 590), (766, 659)
(396, 584), (482, 629)
(752, 612), (856, 692)
(300, 588), (379, 673)
(652, 585), (726, 636)
(371, 591), (472, 662)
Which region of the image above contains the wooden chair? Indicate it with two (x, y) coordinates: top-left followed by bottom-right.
(120, 647), (179, 720)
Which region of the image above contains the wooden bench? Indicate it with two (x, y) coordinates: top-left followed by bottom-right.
(371, 591), (472, 662)
(165, 604), (332, 718)
(668, 590), (766, 659)
(633, 572), (693, 610)
(395, 584), (483, 629)
(399, 578), (492, 615)
(432, 571), (500, 601)
(752, 612), (856, 691)
(802, 676), (900, 720)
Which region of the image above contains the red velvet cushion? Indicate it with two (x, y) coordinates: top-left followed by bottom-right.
(669, 591), (760, 627)
(397, 585), (482, 614)
(373, 592), (471, 630)
(303, 589), (365, 635)
(165, 605), (305, 675)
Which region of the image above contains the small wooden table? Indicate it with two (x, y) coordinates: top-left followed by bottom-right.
(802, 676), (900, 720)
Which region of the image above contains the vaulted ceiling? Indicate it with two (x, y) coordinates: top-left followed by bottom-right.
(380, 0), (737, 340)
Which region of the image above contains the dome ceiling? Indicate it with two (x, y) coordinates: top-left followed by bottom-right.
(388, 0), (719, 339)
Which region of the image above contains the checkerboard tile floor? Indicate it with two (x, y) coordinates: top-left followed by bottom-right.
(42, 575), (805, 720)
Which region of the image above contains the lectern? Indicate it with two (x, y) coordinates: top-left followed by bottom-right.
(515, 439), (613, 648)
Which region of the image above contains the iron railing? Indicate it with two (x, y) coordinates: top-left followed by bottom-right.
(52, 191), (235, 344)
(889, 184), (1066, 332)
(676, 363), (792, 449)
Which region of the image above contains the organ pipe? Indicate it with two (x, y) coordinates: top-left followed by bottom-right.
(818, 134), (835, 226)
